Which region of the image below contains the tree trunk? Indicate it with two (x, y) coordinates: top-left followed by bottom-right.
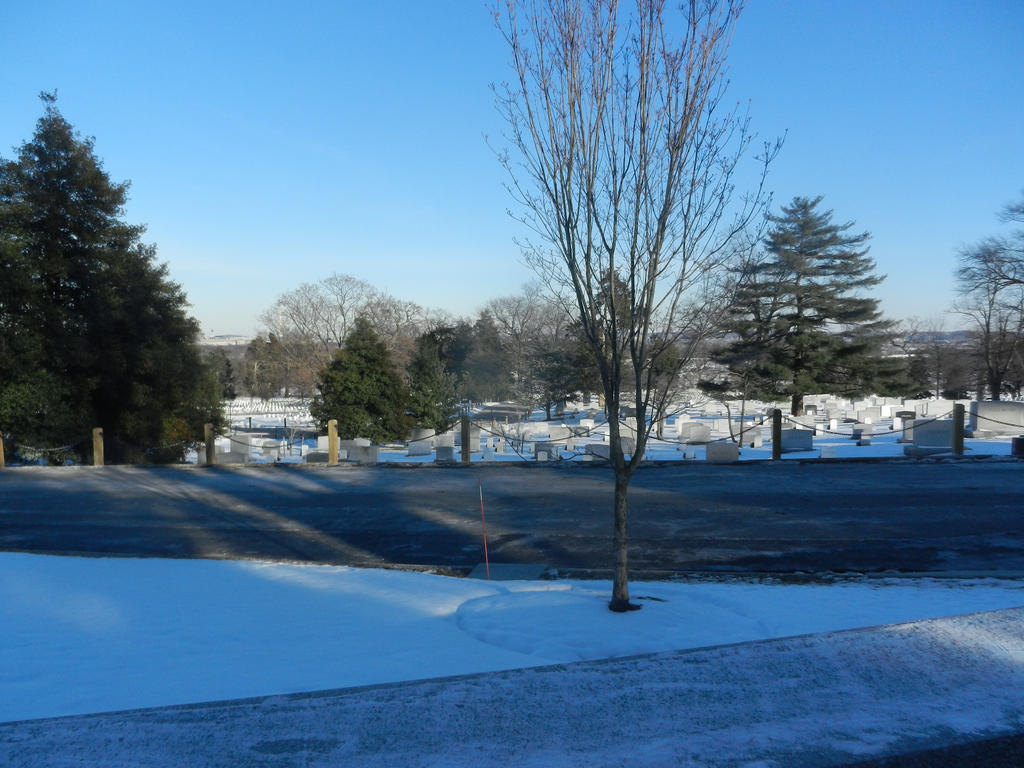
(608, 469), (640, 612)
(791, 392), (804, 417)
(988, 373), (1002, 402)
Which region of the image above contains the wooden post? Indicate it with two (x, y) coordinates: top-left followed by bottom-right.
(772, 409), (783, 461)
(952, 403), (965, 458)
(92, 428), (104, 466)
(461, 413), (471, 464)
(328, 419), (338, 465)
(204, 423), (215, 466)
(0, 435), (6, 468)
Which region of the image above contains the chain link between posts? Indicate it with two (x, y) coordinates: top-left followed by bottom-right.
(777, 410), (956, 437)
(973, 412), (1024, 428)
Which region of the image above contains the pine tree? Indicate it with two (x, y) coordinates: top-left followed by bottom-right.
(310, 317), (414, 442)
(0, 94), (221, 462)
(407, 335), (458, 433)
(718, 196), (907, 415)
(461, 312), (514, 402)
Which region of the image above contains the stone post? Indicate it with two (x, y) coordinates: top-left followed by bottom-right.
(772, 409), (783, 461)
(461, 413), (471, 464)
(952, 403), (965, 458)
(328, 419), (338, 465)
(92, 428), (104, 467)
(204, 423), (215, 466)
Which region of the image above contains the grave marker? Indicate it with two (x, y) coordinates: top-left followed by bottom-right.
(779, 428), (813, 452)
(969, 401), (1024, 436)
(706, 442), (739, 463)
(678, 422), (711, 444)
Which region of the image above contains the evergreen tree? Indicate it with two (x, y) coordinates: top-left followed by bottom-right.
(419, 322), (475, 394)
(407, 335), (458, 432)
(203, 349), (238, 401)
(419, 314), (516, 403)
(461, 312), (514, 402)
(244, 334), (289, 399)
(529, 347), (579, 419)
(716, 196), (907, 415)
(0, 94), (221, 463)
(310, 317), (413, 442)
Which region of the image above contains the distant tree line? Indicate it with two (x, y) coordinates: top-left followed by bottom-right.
(232, 274), (602, 440)
(235, 197), (935, 434)
(235, 190), (1024, 436)
(4, 96), (1017, 466)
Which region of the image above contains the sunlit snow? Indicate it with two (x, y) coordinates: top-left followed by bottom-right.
(2, 553), (1021, 723)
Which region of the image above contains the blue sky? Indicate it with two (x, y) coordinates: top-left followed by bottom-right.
(2, 1), (1022, 337)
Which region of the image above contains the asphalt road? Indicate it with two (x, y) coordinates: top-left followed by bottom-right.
(2, 459), (1023, 575)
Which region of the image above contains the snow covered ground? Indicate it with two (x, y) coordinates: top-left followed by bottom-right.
(3, 552), (1023, 724)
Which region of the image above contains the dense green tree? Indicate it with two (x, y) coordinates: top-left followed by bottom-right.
(243, 333), (309, 398)
(0, 94), (221, 463)
(310, 317), (414, 442)
(419, 315), (516, 403)
(460, 312), (514, 402)
(202, 349), (238, 401)
(523, 321), (601, 418)
(407, 335), (458, 432)
(420, 322), (475, 390)
(529, 347), (580, 418)
(715, 196), (907, 415)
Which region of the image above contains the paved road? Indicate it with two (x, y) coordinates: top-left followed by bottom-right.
(2, 460), (1023, 575)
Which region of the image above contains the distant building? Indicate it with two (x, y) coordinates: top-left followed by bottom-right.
(201, 334), (254, 347)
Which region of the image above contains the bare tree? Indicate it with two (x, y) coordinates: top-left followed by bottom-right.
(955, 192), (1024, 400)
(493, 0), (777, 610)
(362, 292), (430, 371)
(956, 237), (1024, 295)
(954, 265), (1024, 401)
(485, 285), (547, 393)
(258, 273), (430, 384)
(486, 285), (590, 411)
(958, 191), (1024, 292)
(899, 317), (974, 399)
(260, 274), (378, 370)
